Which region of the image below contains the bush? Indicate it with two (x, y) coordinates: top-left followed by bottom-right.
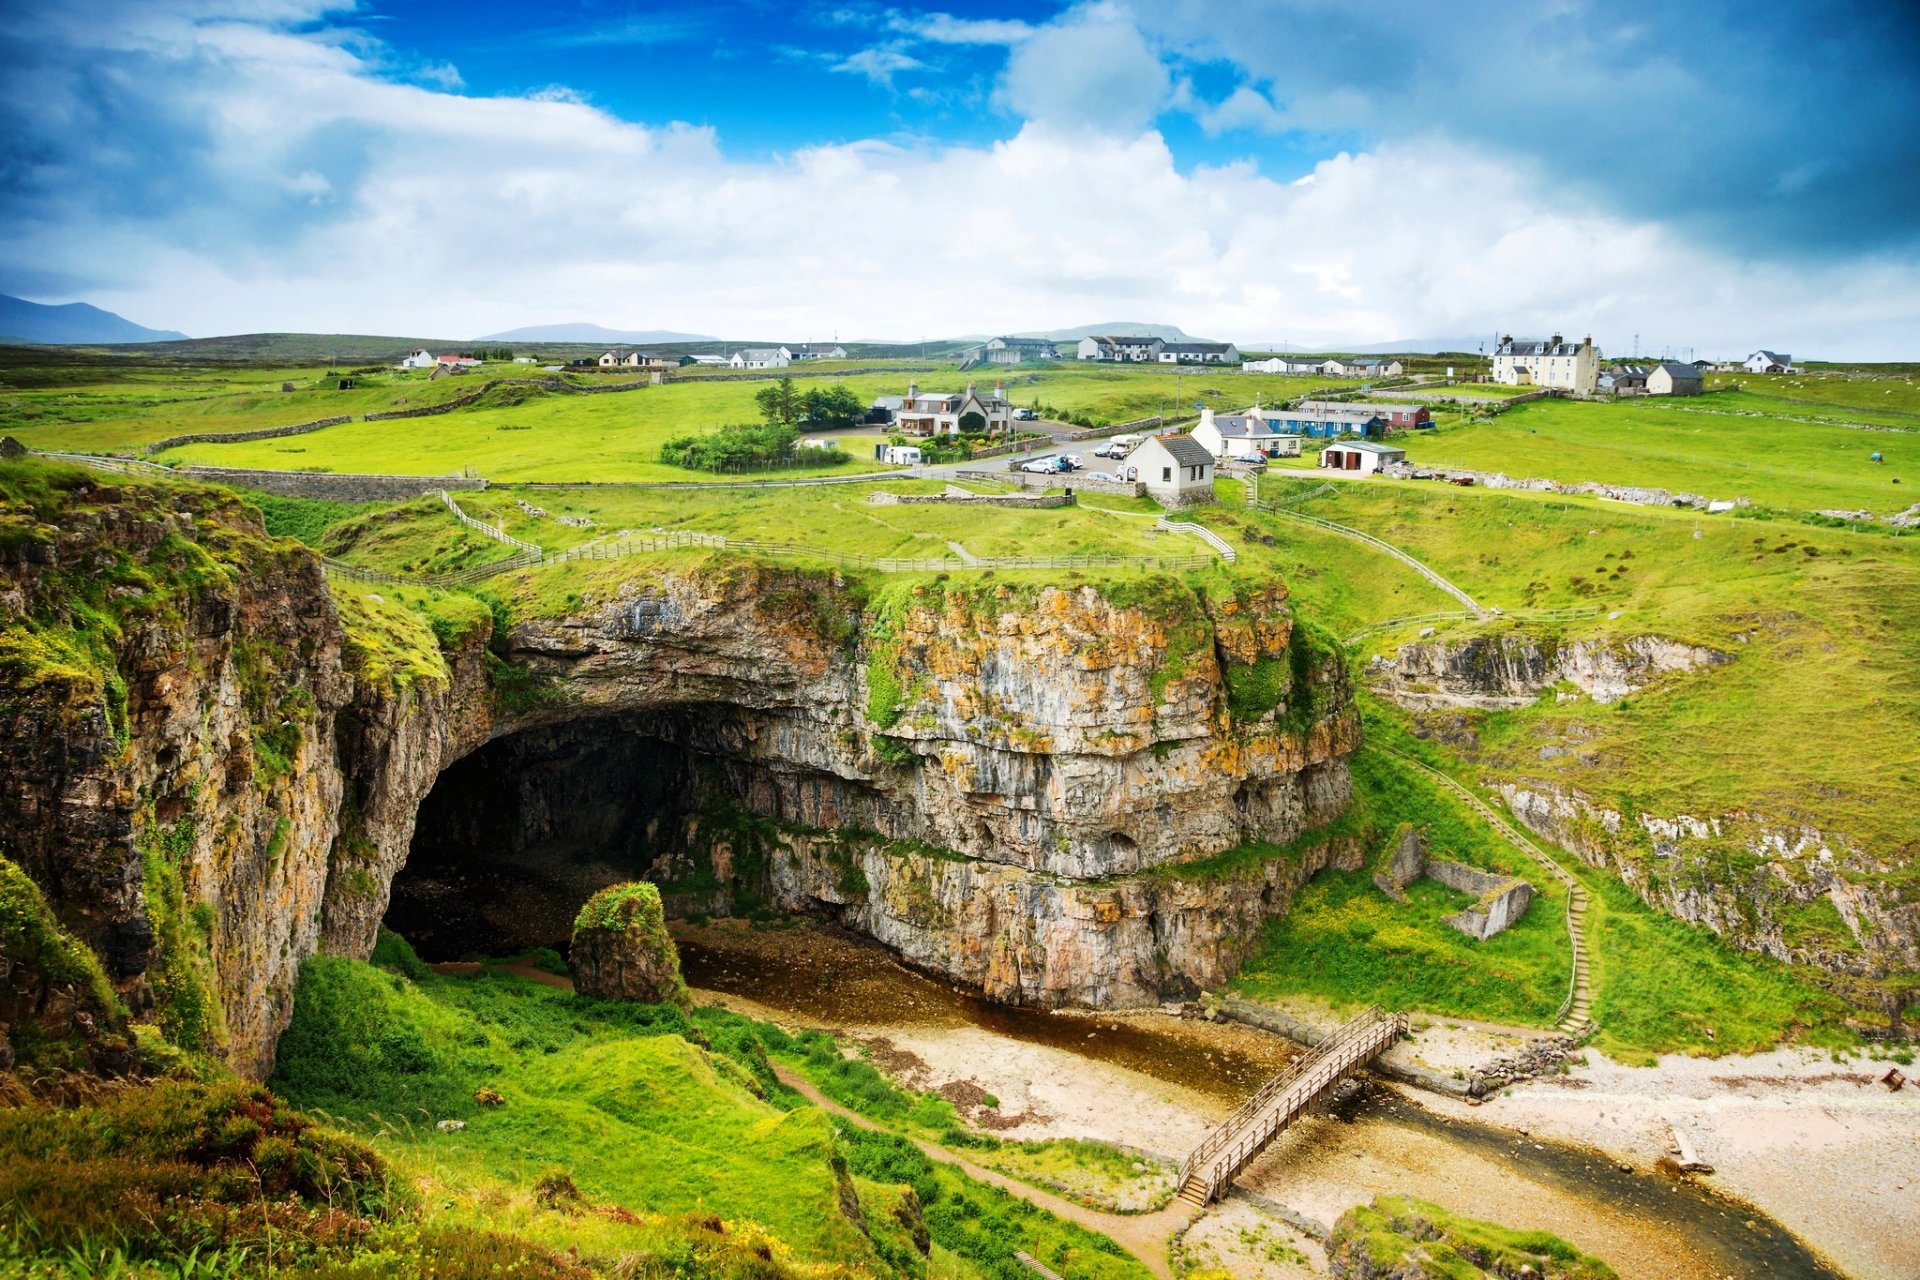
(656, 423), (846, 472)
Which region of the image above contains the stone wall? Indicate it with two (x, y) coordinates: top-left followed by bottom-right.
(173, 467), (485, 501)
(143, 416), (352, 456)
(1426, 858), (1535, 940)
(871, 492), (1075, 508)
(1381, 460), (1747, 511)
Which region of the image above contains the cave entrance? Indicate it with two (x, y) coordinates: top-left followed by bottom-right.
(385, 715), (699, 962)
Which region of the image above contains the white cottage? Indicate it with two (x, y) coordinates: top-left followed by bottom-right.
(1124, 434), (1216, 507)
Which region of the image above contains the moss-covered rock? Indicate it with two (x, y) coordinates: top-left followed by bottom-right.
(571, 882), (688, 1005)
(1329, 1195), (1618, 1279)
(0, 852), (131, 1075)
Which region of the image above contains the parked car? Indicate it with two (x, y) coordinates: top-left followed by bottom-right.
(1013, 408), (1038, 421)
(1018, 457), (1058, 474)
(1061, 454), (1083, 470)
(1092, 442), (1126, 459)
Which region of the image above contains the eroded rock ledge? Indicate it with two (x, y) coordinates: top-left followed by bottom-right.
(1, 470), (1359, 1076)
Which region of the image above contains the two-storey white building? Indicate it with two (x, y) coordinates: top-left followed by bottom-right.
(1492, 333), (1598, 394)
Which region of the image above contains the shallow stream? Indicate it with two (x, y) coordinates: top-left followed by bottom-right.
(677, 921), (1849, 1280)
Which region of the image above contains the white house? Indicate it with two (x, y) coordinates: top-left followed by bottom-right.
(731, 348), (791, 370)
(1320, 441), (1406, 475)
(785, 343), (847, 361)
(1156, 340), (1242, 365)
(893, 382), (1013, 437)
(1492, 333), (1598, 394)
(400, 349), (435, 369)
(1189, 407), (1296, 460)
(1744, 350), (1793, 374)
(982, 336), (1059, 365)
(1123, 434), (1216, 507)
(1646, 361), (1704, 396)
(1077, 335), (1165, 362)
(435, 353), (480, 369)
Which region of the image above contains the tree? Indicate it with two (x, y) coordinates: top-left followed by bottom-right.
(957, 410), (987, 434)
(755, 376), (802, 426)
(799, 382), (865, 429)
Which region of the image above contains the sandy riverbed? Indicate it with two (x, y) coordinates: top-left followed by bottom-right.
(678, 920), (1903, 1278)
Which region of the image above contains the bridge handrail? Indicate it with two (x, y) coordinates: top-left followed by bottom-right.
(1178, 1005), (1398, 1193)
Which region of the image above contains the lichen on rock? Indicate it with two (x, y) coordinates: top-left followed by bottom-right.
(571, 882), (688, 1005)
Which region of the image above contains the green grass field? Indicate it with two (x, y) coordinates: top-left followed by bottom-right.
(269, 948), (1151, 1279)
(1399, 391), (1917, 514)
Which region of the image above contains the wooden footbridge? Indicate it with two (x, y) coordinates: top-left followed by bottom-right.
(1175, 1005), (1407, 1206)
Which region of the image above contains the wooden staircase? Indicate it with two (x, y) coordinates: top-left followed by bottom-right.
(1385, 748), (1593, 1038)
(1175, 1005), (1406, 1207)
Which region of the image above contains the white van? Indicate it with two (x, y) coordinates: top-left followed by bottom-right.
(1108, 433), (1143, 452)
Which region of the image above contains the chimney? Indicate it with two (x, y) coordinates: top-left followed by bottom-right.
(993, 380), (1005, 398)
(907, 382), (918, 402)
(1199, 406), (1215, 431)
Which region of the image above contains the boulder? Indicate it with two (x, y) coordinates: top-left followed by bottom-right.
(570, 883), (688, 1005)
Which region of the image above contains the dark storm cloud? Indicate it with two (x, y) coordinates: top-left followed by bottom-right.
(1133, 0), (1920, 258)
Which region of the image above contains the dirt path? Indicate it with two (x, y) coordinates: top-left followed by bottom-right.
(771, 1064), (1195, 1280)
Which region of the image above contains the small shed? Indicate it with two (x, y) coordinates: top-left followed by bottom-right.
(1126, 434), (1216, 507)
(1320, 441), (1406, 475)
(1647, 362), (1704, 397)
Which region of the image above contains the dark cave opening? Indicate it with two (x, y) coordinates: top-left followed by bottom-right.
(384, 715), (698, 961)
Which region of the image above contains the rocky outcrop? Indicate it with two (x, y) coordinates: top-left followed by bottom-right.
(1498, 781), (1920, 1000)
(1366, 632), (1728, 708)
(1, 463), (1360, 1076)
(571, 883), (686, 1004)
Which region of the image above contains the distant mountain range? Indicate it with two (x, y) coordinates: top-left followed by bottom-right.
(0, 294), (188, 345)
(1248, 337), (1491, 355)
(476, 322), (717, 344)
(1008, 322), (1204, 342)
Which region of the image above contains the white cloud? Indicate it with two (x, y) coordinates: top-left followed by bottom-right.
(832, 45), (926, 87)
(4, 3), (1916, 358)
(999, 2), (1169, 133)
(896, 12), (1034, 45)
(1196, 84), (1285, 135)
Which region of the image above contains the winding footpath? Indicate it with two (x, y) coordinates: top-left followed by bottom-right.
(770, 1064), (1194, 1280)
(1384, 749), (1593, 1037)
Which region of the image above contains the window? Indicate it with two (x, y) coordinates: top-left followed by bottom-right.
(1161, 467), (1172, 482)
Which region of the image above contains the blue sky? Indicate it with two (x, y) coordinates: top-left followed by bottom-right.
(2, 1), (1916, 354)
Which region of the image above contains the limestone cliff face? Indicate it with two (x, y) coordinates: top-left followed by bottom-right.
(0, 474), (351, 1078)
(1497, 781), (1919, 999)
(2, 472), (1357, 1077)
(1366, 632), (1728, 709)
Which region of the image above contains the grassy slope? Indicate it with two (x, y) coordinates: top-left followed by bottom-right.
(1398, 390), (1919, 514)
(270, 951), (1151, 1280)
(1233, 476), (1920, 865)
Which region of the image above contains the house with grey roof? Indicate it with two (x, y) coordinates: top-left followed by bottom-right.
(1122, 433), (1216, 507)
(1647, 361), (1704, 396)
(1744, 350), (1793, 374)
(1191, 407), (1299, 459)
(1156, 340), (1242, 365)
(730, 347), (791, 370)
(1492, 333), (1599, 393)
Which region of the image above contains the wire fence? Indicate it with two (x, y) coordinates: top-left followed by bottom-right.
(438, 490), (542, 554)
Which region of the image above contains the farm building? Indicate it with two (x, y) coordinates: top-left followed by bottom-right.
(1320, 441), (1406, 475)
(1241, 356), (1329, 374)
(1647, 362), (1704, 396)
(1292, 400), (1430, 431)
(1598, 365), (1649, 395)
(678, 354), (728, 367)
(1492, 333), (1598, 393)
(1124, 434), (1216, 507)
